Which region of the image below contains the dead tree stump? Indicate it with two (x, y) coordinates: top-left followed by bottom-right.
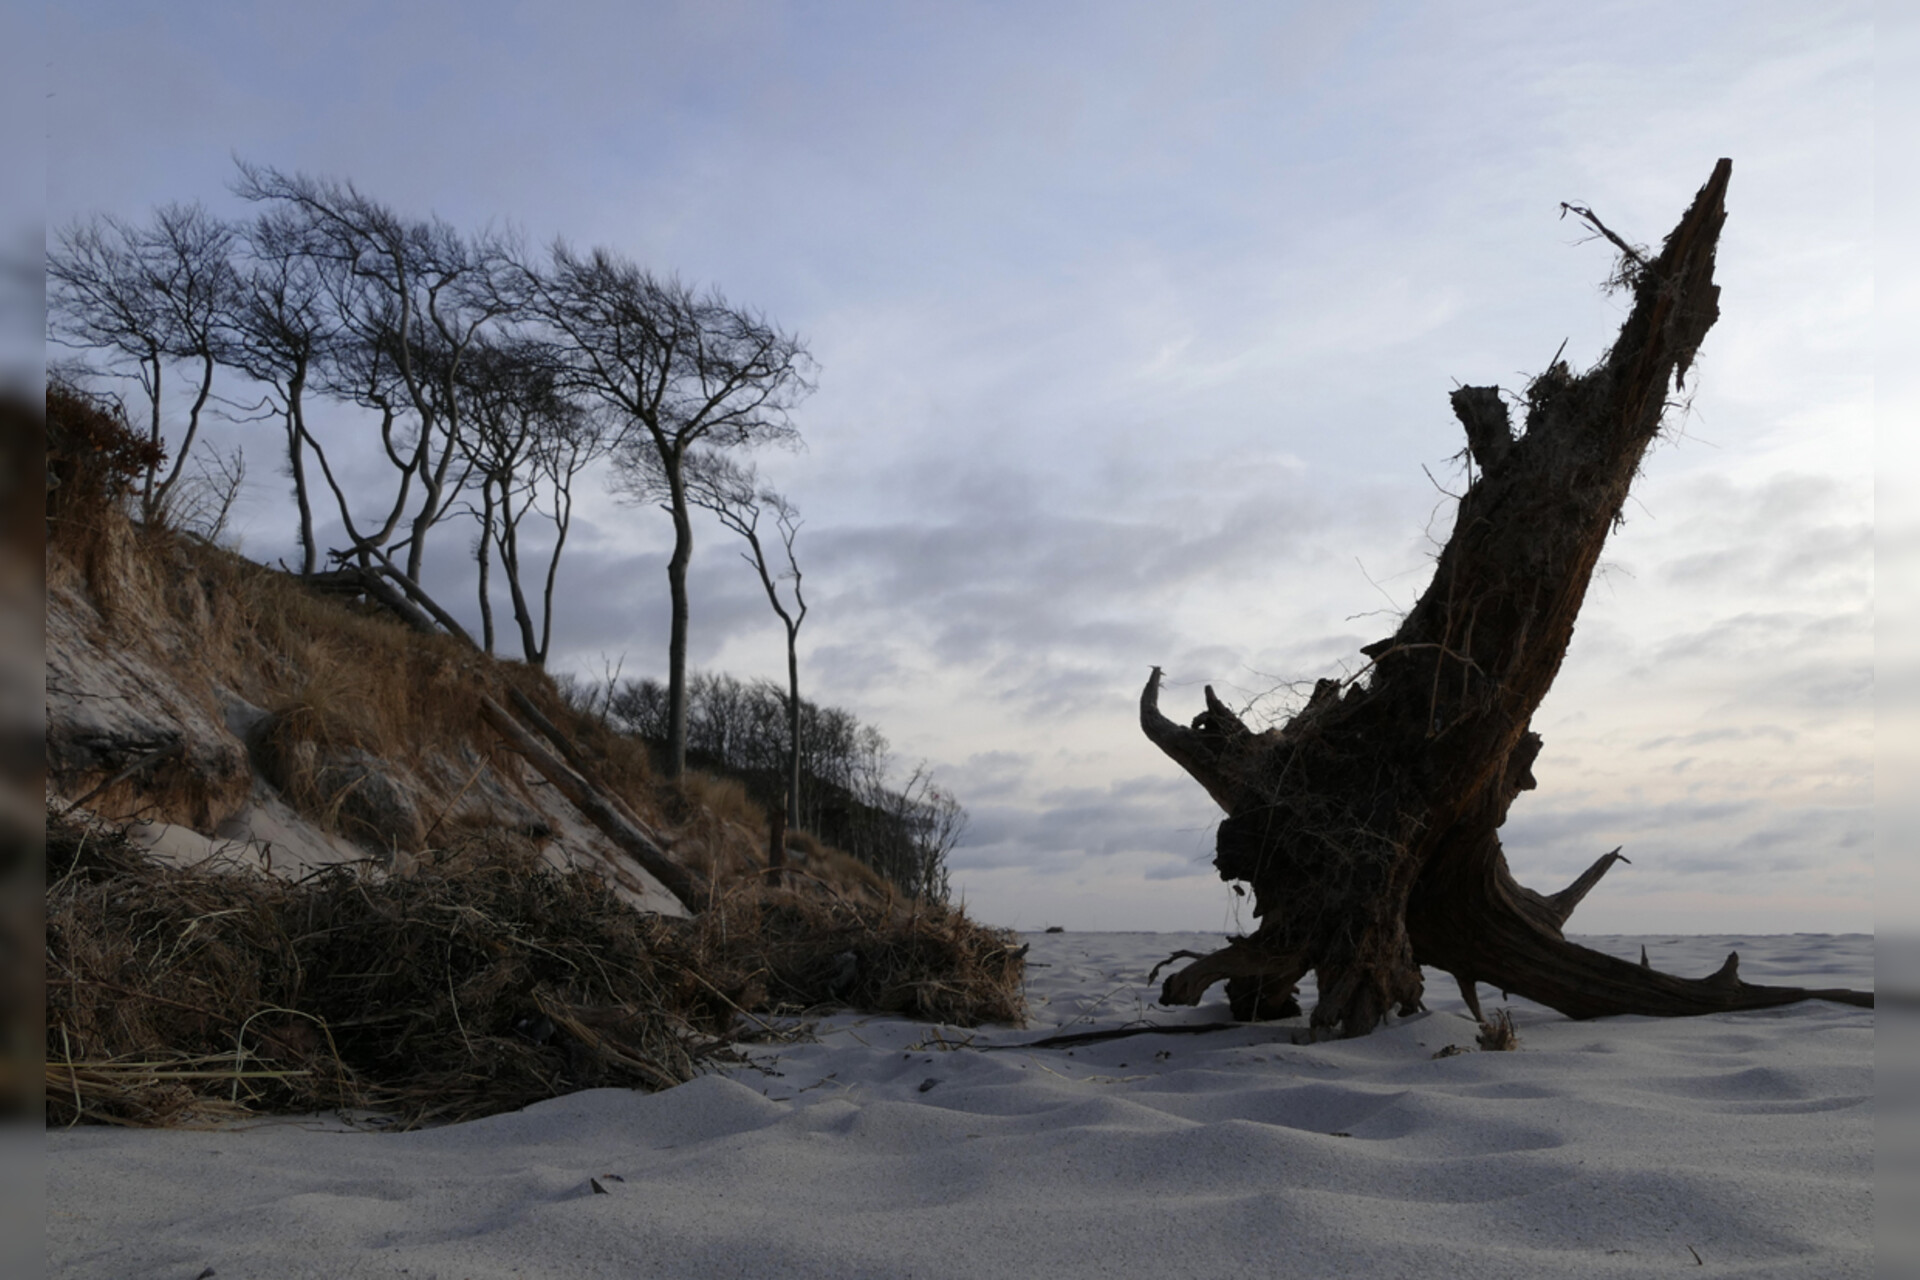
(1143, 159), (1872, 1037)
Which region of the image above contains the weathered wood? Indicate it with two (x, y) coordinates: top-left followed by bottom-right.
(304, 559), (478, 649)
(505, 687), (591, 772)
(984, 1021), (1247, 1051)
(504, 687), (659, 840)
(305, 566), (440, 636)
(1143, 160), (1873, 1035)
(478, 695), (703, 912)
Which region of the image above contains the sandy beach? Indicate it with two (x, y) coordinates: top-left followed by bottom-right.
(46, 931), (1872, 1278)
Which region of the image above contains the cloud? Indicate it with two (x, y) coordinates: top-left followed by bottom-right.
(46, 0), (1875, 934)
(1144, 859), (1215, 883)
(941, 751), (1038, 803)
(1638, 724), (1799, 752)
(1500, 793), (1868, 889)
(948, 774), (1217, 877)
(793, 472), (1389, 693)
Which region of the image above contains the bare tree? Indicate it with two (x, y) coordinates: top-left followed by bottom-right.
(687, 453), (809, 827)
(224, 206), (333, 573)
(456, 335), (610, 666)
(598, 668), (964, 898)
(46, 203), (238, 523)
(459, 337), (531, 655)
(890, 766), (965, 903)
(234, 162), (518, 636)
(162, 442), (247, 544)
(841, 745), (963, 902)
(531, 244), (814, 778)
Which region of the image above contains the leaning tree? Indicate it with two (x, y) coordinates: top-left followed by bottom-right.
(1144, 159), (1872, 1039)
(532, 245), (814, 780)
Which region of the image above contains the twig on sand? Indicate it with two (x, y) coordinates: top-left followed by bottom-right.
(982, 1021), (1246, 1051)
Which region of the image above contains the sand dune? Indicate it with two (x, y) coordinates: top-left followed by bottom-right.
(47, 932), (1872, 1278)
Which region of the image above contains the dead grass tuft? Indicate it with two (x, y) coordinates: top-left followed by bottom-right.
(800, 844), (893, 899)
(669, 771), (768, 888)
(1476, 1008), (1518, 1051)
(678, 771), (762, 833)
(44, 381), (166, 624)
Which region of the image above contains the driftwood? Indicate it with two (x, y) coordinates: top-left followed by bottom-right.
(503, 688), (661, 841)
(306, 567), (440, 636)
(1143, 160), (1873, 1037)
(304, 559), (478, 650)
(478, 695), (704, 913)
(985, 1021), (1246, 1051)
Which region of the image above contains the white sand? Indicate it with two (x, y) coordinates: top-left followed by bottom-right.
(47, 932), (1872, 1278)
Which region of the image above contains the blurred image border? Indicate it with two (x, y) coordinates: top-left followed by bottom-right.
(1876, 4), (1918, 1275)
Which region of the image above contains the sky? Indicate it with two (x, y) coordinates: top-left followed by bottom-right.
(40, 1), (1886, 934)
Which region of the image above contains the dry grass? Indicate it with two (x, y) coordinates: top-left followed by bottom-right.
(773, 827), (892, 901)
(800, 844), (893, 899)
(48, 490), (916, 906)
(669, 772), (769, 889)
(44, 381), (167, 630)
(219, 563), (505, 772)
(47, 492), (677, 861)
(677, 771), (762, 831)
(660, 774), (895, 905)
(43, 440), (1011, 1131)
(46, 808), (1026, 1129)
(1476, 1008), (1518, 1051)
(46, 812), (713, 1127)
(703, 888), (1027, 1026)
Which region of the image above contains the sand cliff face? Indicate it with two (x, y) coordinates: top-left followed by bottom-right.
(46, 571), (253, 832)
(44, 526), (693, 916)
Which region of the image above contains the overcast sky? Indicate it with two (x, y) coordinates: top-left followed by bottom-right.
(45, 1), (1880, 933)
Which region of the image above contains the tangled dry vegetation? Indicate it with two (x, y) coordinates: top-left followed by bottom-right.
(46, 810), (1026, 1129)
(44, 384), (1025, 1128)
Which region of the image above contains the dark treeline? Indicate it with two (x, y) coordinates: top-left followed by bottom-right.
(582, 672), (963, 903)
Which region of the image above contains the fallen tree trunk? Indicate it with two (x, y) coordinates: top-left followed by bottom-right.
(1143, 159), (1872, 1037)
(305, 567), (440, 637)
(303, 560), (478, 650)
(478, 695), (705, 913)
(504, 687), (662, 841)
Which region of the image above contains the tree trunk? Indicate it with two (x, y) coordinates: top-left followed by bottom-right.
(1143, 160), (1872, 1038)
(286, 369), (317, 576)
(141, 347), (163, 525)
(536, 474), (574, 671)
(477, 478), (497, 653)
(151, 348), (216, 515)
(785, 629), (803, 829)
(499, 486), (542, 665)
(664, 461), (694, 781)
